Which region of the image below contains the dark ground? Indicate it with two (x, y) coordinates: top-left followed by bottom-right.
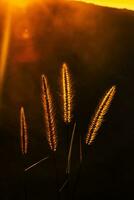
(0, 1), (134, 199)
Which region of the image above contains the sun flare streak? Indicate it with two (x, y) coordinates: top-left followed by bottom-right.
(0, 8), (12, 95)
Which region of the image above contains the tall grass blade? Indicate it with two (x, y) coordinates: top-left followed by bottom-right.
(66, 122), (76, 174)
(25, 156), (49, 172)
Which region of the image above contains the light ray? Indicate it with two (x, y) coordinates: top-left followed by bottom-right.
(0, 7), (12, 96)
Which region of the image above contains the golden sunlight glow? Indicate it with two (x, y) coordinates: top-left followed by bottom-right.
(75, 0), (134, 10)
(0, 8), (11, 95)
(22, 29), (30, 40)
(5, 0), (35, 8)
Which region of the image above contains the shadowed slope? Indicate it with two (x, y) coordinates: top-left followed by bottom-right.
(0, 1), (134, 199)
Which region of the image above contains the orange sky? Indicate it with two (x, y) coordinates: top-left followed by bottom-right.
(76, 0), (134, 10)
(1, 1), (134, 11)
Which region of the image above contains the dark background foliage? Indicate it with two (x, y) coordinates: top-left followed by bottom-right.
(0, 1), (134, 199)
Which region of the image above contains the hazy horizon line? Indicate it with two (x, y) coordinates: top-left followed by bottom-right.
(71, 0), (134, 11)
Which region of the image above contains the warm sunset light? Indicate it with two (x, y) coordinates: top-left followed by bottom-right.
(0, 8), (11, 96)
(75, 0), (134, 10)
(4, 0), (36, 8)
(0, 0), (42, 97)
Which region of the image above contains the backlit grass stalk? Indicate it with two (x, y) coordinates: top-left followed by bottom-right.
(42, 75), (57, 152)
(86, 85), (116, 145)
(61, 63), (73, 124)
(72, 86), (116, 199)
(79, 134), (83, 164)
(25, 156), (49, 172)
(66, 122), (76, 175)
(20, 107), (28, 155)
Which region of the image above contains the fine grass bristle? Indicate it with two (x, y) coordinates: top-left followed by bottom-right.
(86, 85), (116, 145)
(61, 63), (73, 124)
(20, 107), (28, 155)
(41, 75), (57, 152)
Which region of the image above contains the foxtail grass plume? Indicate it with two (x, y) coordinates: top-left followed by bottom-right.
(86, 86), (116, 145)
(61, 63), (73, 124)
(20, 107), (28, 155)
(42, 75), (57, 152)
